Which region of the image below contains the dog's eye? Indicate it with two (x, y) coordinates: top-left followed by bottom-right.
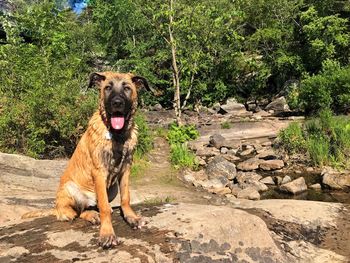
(105, 86), (112, 91)
(124, 86), (131, 92)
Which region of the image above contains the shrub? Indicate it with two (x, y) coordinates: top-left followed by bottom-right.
(278, 122), (306, 154)
(279, 109), (350, 168)
(134, 112), (153, 158)
(166, 123), (199, 169)
(221, 121), (231, 129)
(170, 143), (198, 170)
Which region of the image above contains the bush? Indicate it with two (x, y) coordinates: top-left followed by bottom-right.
(221, 121), (231, 129)
(166, 123), (199, 169)
(134, 112), (153, 158)
(279, 109), (350, 168)
(278, 122), (306, 154)
(170, 143), (198, 170)
(299, 61), (350, 114)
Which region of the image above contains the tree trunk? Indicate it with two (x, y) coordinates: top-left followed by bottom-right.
(168, 0), (182, 125)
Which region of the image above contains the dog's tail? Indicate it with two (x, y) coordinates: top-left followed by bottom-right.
(21, 208), (57, 219)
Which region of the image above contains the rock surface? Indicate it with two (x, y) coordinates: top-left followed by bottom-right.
(322, 167), (350, 190)
(265, 96), (290, 112)
(280, 177), (307, 194)
(259, 159), (285, 171)
(237, 157), (261, 171)
(206, 156), (236, 180)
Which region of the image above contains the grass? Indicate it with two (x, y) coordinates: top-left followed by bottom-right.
(166, 123), (199, 170)
(278, 109), (350, 168)
(170, 143), (198, 170)
(221, 121), (231, 129)
(143, 196), (176, 205)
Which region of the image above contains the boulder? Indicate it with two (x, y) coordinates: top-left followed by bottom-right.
(237, 158), (261, 171)
(309, 183), (322, 190)
(280, 177), (307, 194)
(206, 156), (236, 180)
(265, 96), (290, 112)
(256, 149), (279, 160)
(260, 176), (275, 185)
(209, 134), (226, 149)
(259, 160), (284, 171)
(0, 152), (67, 179)
(322, 167), (350, 190)
(239, 148), (255, 157)
(196, 147), (220, 158)
(281, 175), (292, 185)
(237, 187), (261, 200)
(219, 98), (247, 115)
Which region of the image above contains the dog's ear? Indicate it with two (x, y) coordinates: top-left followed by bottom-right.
(88, 72), (106, 88)
(132, 76), (150, 91)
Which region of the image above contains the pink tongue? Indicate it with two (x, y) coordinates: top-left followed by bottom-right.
(111, 116), (125, 130)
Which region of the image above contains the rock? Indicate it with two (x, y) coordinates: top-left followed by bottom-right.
(280, 177), (307, 194)
(212, 102), (221, 112)
(229, 184), (241, 196)
(281, 175), (292, 185)
(239, 148), (255, 156)
(209, 187), (232, 195)
(235, 172), (268, 192)
(259, 160), (285, 171)
(265, 96), (290, 112)
(237, 158), (261, 171)
(275, 176), (283, 185)
(306, 167), (314, 172)
(262, 141), (272, 147)
(254, 110), (271, 117)
(237, 187), (260, 200)
(310, 183), (322, 190)
(220, 147), (228, 154)
(0, 152), (67, 179)
(209, 134), (226, 149)
(206, 156), (237, 180)
(151, 103), (163, 111)
(219, 98), (247, 115)
(195, 156), (206, 166)
(196, 146), (220, 158)
(183, 174), (195, 183)
(256, 149), (278, 160)
(322, 167), (350, 190)
(200, 177), (228, 190)
(186, 170), (208, 182)
(260, 176), (275, 185)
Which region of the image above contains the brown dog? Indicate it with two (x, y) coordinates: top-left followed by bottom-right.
(22, 72), (148, 248)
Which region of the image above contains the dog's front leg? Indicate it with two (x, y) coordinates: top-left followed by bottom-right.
(119, 165), (145, 229)
(93, 169), (119, 249)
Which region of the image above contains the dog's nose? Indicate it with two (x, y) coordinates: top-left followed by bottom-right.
(112, 98), (124, 108)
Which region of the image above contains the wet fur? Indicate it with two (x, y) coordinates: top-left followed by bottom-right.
(22, 72), (146, 249)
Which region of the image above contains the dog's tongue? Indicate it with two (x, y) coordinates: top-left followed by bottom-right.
(111, 116), (125, 130)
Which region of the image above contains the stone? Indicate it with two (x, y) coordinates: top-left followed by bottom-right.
(152, 103), (163, 111)
(281, 175), (292, 185)
(183, 174), (195, 183)
(209, 134), (227, 149)
(220, 147), (228, 154)
(256, 149), (278, 160)
(260, 176), (275, 185)
(322, 167), (350, 190)
(0, 152), (67, 179)
(206, 156), (237, 180)
(259, 160), (285, 171)
(235, 172), (267, 192)
(237, 187), (260, 200)
(239, 148), (255, 156)
(265, 96), (290, 112)
(275, 176), (283, 185)
(306, 167), (314, 172)
(309, 183), (322, 190)
(209, 187), (232, 195)
(261, 141), (272, 147)
(229, 184), (241, 197)
(237, 158), (261, 171)
(200, 177), (227, 190)
(219, 98), (247, 115)
(196, 147), (220, 158)
(280, 177), (307, 194)
(195, 156), (207, 166)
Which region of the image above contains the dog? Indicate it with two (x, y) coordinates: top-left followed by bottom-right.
(22, 71), (149, 249)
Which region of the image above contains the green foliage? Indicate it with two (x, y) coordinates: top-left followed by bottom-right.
(299, 61), (350, 114)
(0, 1), (99, 158)
(170, 143), (198, 170)
(278, 122), (306, 154)
(134, 113), (153, 158)
(167, 123), (199, 145)
(166, 123), (199, 169)
(221, 121), (231, 129)
(279, 110), (350, 168)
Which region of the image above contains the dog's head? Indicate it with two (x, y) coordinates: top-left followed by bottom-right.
(88, 71), (149, 132)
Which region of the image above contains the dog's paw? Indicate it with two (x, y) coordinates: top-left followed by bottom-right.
(125, 216), (148, 230)
(98, 233), (120, 249)
(80, 210), (100, 225)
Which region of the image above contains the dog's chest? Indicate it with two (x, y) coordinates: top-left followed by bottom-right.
(101, 139), (132, 185)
